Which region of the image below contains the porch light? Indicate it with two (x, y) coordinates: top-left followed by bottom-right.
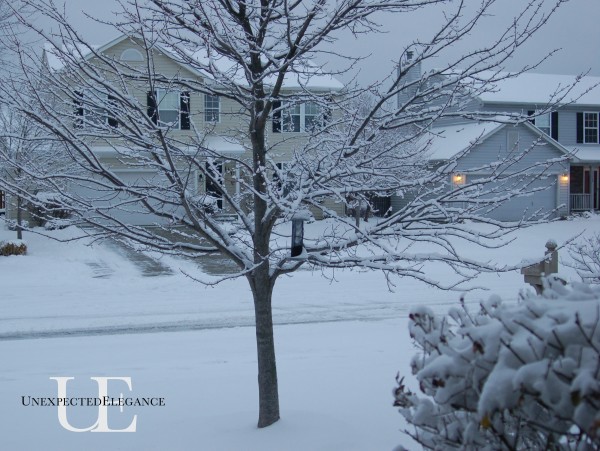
(452, 173), (465, 185)
(560, 173), (569, 184)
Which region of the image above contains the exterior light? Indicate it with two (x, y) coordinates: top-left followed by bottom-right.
(452, 173), (465, 185)
(560, 173), (569, 184)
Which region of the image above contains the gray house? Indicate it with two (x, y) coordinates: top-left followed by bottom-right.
(390, 60), (600, 222)
(478, 72), (600, 214)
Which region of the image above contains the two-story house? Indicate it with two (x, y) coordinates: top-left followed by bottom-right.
(390, 55), (599, 222)
(4, 33), (343, 227)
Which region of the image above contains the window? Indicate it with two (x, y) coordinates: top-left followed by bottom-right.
(120, 48), (144, 62)
(585, 112), (598, 143)
(282, 104), (301, 132)
(534, 112), (551, 136)
(147, 90), (190, 130)
(204, 94), (220, 122)
(527, 110), (558, 140)
(272, 101), (326, 133)
(74, 90), (118, 128)
(577, 112), (599, 144)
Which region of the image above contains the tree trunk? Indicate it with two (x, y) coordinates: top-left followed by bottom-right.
(16, 195), (22, 240)
(249, 271), (280, 428)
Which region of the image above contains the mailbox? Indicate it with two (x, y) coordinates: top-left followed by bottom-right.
(521, 239), (559, 294)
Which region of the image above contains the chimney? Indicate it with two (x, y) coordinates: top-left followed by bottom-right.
(397, 49), (422, 109)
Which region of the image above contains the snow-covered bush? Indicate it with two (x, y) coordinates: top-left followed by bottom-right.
(568, 234), (600, 284)
(0, 240), (27, 256)
(395, 281), (600, 450)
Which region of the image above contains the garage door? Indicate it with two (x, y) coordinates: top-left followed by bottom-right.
(70, 170), (184, 226)
(472, 175), (557, 222)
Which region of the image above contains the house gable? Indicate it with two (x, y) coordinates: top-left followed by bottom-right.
(454, 121), (568, 174)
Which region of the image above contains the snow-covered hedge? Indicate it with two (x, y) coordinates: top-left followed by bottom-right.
(395, 280), (600, 450)
(0, 240), (27, 256)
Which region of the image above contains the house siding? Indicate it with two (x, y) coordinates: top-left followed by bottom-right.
(454, 123), (567, 175)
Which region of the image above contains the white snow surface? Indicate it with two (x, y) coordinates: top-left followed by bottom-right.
(1, 216), (600, 450)
(479, 72), (600, 106)
(422, 122), (503, 160)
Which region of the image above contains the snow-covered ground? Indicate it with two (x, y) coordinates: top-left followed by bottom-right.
(0, 216), (598, 450)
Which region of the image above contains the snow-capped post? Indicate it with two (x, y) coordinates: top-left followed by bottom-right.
(521, 239), (559, 293)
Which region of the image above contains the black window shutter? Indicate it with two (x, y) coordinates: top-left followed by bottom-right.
(74, 90), (84, 128)
(323, 96), (332, 126)
(107, 94), (119, 128)
(577, 112), (583, 143)
(180, 91), (190, 130)
(551, 111), (558, 140)
(527, 110), (535, 124)
(272, 100), (281, 133)
(147, 91), (158, 125)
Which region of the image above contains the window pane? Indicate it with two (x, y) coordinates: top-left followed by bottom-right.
(584, 113), (598, 143)
(159, 110), (179, 125)
(156, 90), (180, 126)
(159, 91), (179, 110)
(305, 102), (319, 115)
(205, 94), (220, 122)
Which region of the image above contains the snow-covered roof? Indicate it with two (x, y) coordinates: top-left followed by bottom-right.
(43, 34), (344, 92)
(91, 136), (245, 157)
(43, 42), (101, 72)
(563, 145), (600, 162)
(479, 72), (600, 106)
(422, 122), (504, 160)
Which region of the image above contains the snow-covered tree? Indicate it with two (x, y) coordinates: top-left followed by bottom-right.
(3, 0), (573, 428)
(395, 279), (600, 450)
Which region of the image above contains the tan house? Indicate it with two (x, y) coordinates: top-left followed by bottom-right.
(6, 33), (344, 226)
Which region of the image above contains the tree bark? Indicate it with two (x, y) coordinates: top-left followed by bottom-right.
(249, 270), (279, 428)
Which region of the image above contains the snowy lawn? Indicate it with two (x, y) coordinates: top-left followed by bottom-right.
(0, 215), (599, 450)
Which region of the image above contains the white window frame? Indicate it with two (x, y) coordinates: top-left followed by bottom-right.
(204, 94), (220, 123)
(156, 89), (181, 129)
(533, 111), (551, 136)
(584, 112), (599, 144)
(281, 102), (321, 133)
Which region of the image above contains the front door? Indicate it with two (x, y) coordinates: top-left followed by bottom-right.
(584, 168), (600, 209)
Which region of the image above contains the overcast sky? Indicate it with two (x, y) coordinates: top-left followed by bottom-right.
(31, 0), (600, 86)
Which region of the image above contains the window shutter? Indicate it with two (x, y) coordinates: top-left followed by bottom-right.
(551, 111), (558, 141)
(577, 112), (583, 143)
(147, 91), (158, 125)
(527, 110), (535, 124)
(74, 91), (84, 128)
(323, 96), (332, 126)
(180, 91), (190, 130)
(107, 94), (119, 128)
(272, 100), (281, 133)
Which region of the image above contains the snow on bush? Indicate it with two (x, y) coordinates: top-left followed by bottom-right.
(0, 240), (27, 256)
(395, 280), (600, 450)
